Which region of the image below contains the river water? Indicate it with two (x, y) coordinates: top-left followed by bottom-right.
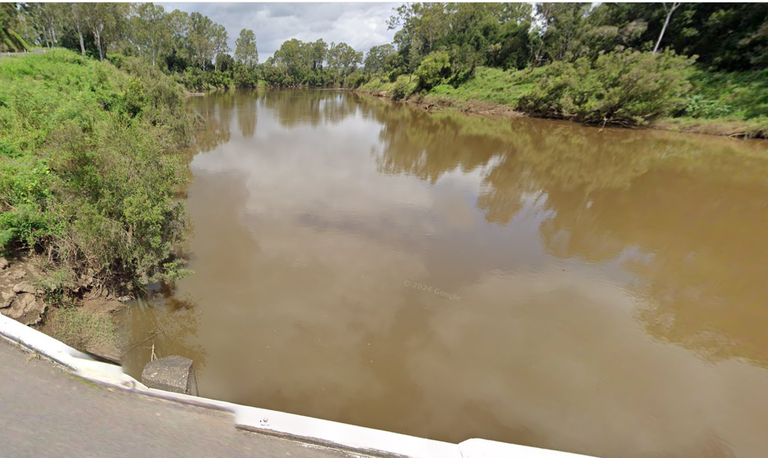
(119, 90), (768, 458)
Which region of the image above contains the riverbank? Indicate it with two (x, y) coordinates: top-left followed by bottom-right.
(0, 254), (124, 361)
(358, 65), (768, 140)
(0, 50), (196, 354)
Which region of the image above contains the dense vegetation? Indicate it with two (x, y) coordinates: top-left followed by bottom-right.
(1, 3), (28, 52)
(0, 50), (195, 296)
(5, 2), (767, 133)
(359, 3), (768, 133)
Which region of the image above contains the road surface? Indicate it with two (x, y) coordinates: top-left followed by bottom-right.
(0, 338), (367, 458)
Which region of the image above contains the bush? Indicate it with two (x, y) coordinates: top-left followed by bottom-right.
(178, 67), (231, 91)
(682, 95), (732, 119)
(518, 50), (696, 126)
(415, 51), (452, 91)
(0, 49), (194, 292)
(233, 65), (258, 89)
(391, 75), (416, 100)
(344, 70), (369, 89)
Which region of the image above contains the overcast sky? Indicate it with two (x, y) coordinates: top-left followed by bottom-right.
(159, 2), (402, 62)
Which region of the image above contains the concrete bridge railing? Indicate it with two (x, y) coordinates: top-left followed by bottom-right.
(0, 312), (595, 458)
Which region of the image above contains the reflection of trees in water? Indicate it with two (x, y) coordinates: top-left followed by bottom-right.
(190, 94), (233, 154)
(260, 89), (358, 128)
(187, 91), (768, 368)
(236, 91), (257, 138)
(365, 95), (768, 367)
(119, 294), (208, 379)
(542, 171), (768, 367)
(367, 102), (501, 184)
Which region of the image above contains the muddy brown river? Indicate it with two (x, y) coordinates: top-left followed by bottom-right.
(119, 90), (768, 458)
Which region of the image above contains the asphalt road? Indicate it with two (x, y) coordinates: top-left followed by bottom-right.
(0, 338), (364, 458)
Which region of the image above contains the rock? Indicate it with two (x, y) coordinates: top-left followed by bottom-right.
(5, 269), (25, 281)
(1, 291), (14, 309)
(142, 355), (199, 396)
(0, 258), (8, 270)
(117, 295), (133, 303)
(12, 281), (35, 294)
(1, 293), (46, 325)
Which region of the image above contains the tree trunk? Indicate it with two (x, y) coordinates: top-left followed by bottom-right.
(72, 6), (86, 55)
(654, 3), (680, 54)
(78, 27), (85, 55)
(95, 28), (103, 61)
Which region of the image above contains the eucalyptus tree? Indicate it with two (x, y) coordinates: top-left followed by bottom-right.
(364, 44), (395, 75)
(653, 2), (681, 54)
(188, 12), (215, 69)
(327, 41), (362, 77)
(130, 2), (171, 66)
(69, 3), (86, 55)
(234, 28), (258, 69)
(211, 23), (229, 70)
(309, 38), (327, 71)
(82, 3), (129, 61)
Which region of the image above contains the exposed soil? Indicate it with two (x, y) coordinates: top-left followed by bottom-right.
(358, 89), (767, 140)
(0, 253), (125, 362)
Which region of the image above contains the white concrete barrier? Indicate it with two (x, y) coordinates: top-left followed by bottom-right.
(0, 313), (597, 458)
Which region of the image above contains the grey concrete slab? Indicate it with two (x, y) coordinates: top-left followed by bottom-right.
(0, 338), (368, 458)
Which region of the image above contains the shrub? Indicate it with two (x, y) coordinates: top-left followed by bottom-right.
(344, 70), (369, 89)
(233, 65), (258, 89)
(518, 50), (696, 126)
(391, 75), (416, 100)
(415, 51), (452, 91)
(34, 265), (77, 307)
(682, 95), (732, 119)
(0, 49), (193, 292)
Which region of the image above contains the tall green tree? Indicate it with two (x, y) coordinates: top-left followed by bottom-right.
(188, 11), (215, 69)
(234, 28), (258, 69)
(364, 44), (396, 75)
(82, 3), (129, 61)
(211, 23), (229, 70)
(130, 3), (171, 66)
(69, 3), (86, 55)
(327, 41), (362, 77)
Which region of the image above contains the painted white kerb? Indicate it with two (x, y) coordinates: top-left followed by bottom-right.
(0, 313), (597, 458)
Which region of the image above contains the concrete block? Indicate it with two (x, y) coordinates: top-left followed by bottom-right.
(141, 355), (198, 396)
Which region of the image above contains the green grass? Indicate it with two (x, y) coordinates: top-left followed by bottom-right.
(429, 66), (543, 106)
(41, 306), (121, 353)
(685, 68), (768, 120)
(362, 62), (768, 138)
(0, 49), (194, 291)
(661, 68), (768, 137)
(362, 67), (542, 107)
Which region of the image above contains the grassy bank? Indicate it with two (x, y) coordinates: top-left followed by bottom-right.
(361, 62), (768, 139)
(0, 49), (196, 299)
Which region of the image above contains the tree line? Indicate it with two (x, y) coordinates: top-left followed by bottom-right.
(377, 3), (767, 80)
(2, 3), (767, 96)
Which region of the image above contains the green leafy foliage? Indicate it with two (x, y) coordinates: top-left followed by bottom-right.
(0, 50), (194, 291)
(391, 75), (416, 100)
(415, 51), (451, 90)
(518, 50), (696, 125)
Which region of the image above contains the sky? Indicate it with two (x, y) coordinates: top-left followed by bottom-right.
(158, 2), (402, 62)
